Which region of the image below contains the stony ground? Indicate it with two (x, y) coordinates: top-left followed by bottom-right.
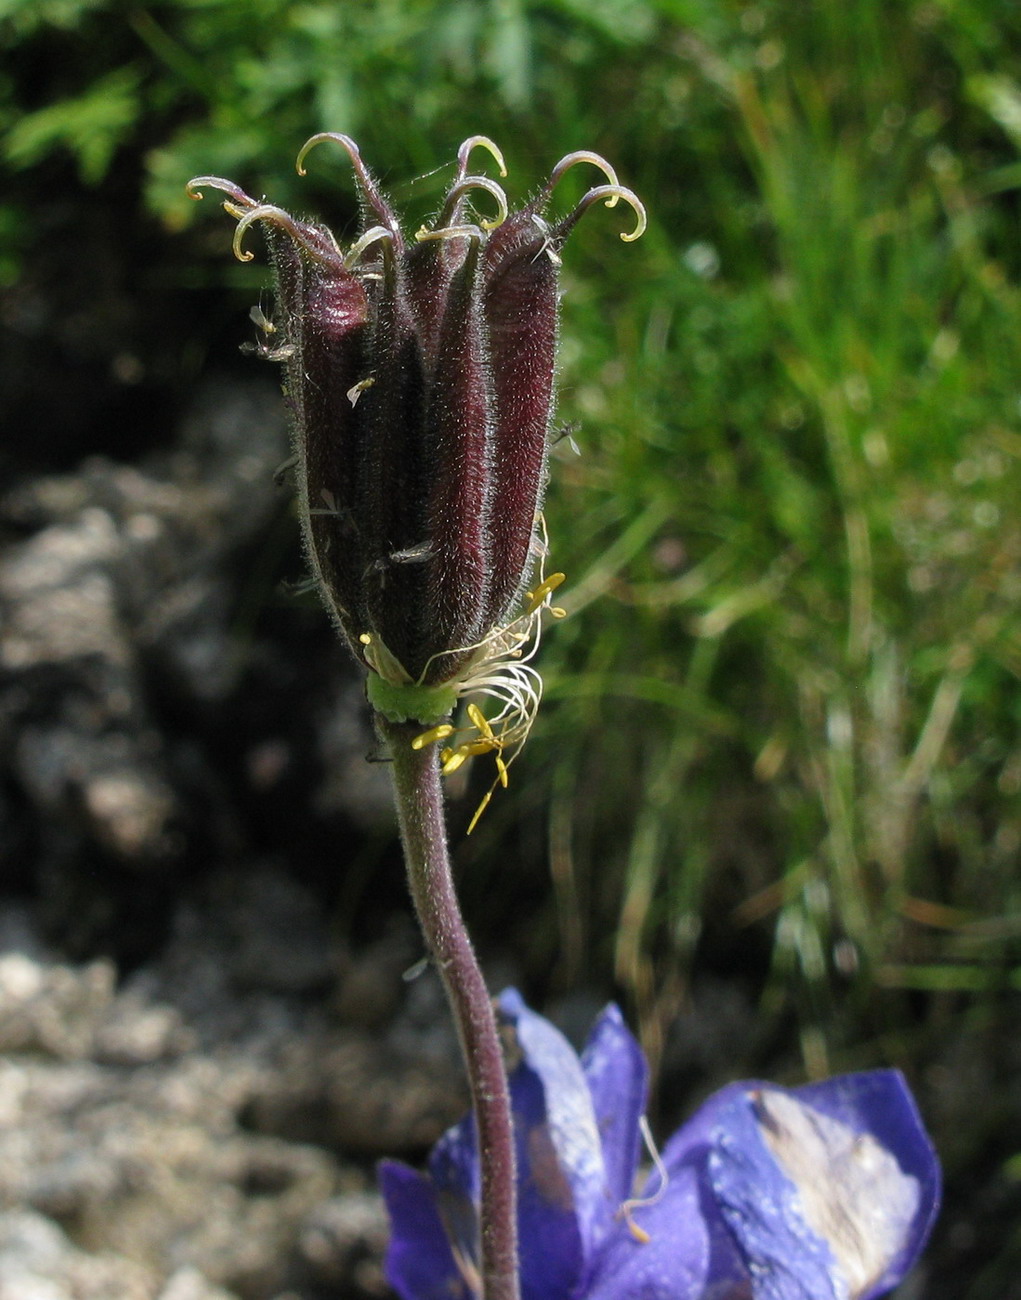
(0, 375), (472, 1298)
(0, 876), (470, 1299)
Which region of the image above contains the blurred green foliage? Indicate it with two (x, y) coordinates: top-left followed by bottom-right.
(4, 1), (1021, 1287)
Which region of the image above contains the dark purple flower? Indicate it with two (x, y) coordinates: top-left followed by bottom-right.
(188, 138), (644, 737)
(381, 990), (940, 1300)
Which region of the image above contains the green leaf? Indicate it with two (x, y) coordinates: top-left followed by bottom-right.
(4, 64), (140, 183)
(0, 0), (107, 36)
(967, 72), (1021, 151)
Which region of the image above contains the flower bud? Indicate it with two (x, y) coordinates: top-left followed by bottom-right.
(188, 139), (645, 734)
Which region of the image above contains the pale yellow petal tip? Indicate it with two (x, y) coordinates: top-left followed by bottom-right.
(566, 183), (646, 243)
(458, 135), (508, 179)
(344, 225), (393, 269)
(547, 150), (620, 198)
(420, 176), (508, 240)
(595, 186), (647, 242)
(295, 131), (361, 177)
(618, 189), (648, 242)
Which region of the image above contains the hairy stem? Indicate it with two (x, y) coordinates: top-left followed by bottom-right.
(378, 714), (519, 1300)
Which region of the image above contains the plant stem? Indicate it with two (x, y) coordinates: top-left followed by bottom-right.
(378, 714), (520, 1300)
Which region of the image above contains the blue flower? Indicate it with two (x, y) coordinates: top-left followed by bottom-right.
(380, 989), (940, 1300)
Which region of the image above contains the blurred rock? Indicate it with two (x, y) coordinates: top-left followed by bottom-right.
(0, 377), (289, 880)
(221, 868), (335, 995)
(0, 877), (473, 1297)
(0, 1211), (242, 1299)
(158, 1267), (238, 1300)
(331, 917), (419, 1030)
(0, 1209), (158, 1300)
(243, 1025), (465, 1156)
(296, 1193), (389, 1295)
(0, 374), (462, 1296)
(0, 376), (393, 966)
(0, 951), (115, 1059)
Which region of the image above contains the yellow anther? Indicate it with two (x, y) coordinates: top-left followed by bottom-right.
(441, 749), (470, 775)
(523, 572), (566, 615)
(551, 606), (567, 619)
(624, 1213), (651, 1246)
(466, 789), (494, 835)
(466, 703), (494, 740)
(359, 633), (373, 645)
(346, 376), (375, 406)
(412, 724), (456, 751)
(413, 531), (561, 831)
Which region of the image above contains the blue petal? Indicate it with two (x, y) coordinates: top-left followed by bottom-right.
(428, 1112), (482, 1284)
(380, 1159), (472, 1300)
(707, 1092), (841, 1300)
(581, 1004), (649, 1209)
(498, 988), (611, 1299)
(582, 1163), (718, 1300)
(775, 1071), (941, 1299)
(705, 1073), (940, 1300)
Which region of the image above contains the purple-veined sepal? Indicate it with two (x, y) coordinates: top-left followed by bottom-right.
(188, 140), (645, 817)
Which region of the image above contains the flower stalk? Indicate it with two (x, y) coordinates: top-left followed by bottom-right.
(379, 715), (519, 1300)
(188, 136), (646, 1300)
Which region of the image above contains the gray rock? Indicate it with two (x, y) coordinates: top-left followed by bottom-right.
(297, 1192), (389, 1294)
(0, 1209), (157, 1299)
(0, 889), (475, 1297)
